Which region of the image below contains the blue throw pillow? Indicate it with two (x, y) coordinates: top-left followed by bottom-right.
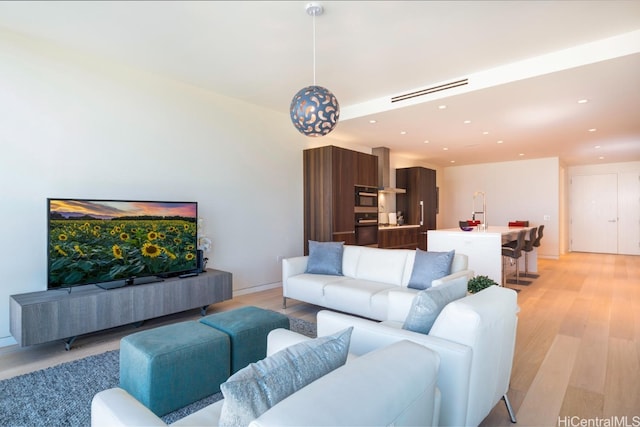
(402, 279), (467, 334)
(305, 241), (344, 275)
(407, 249), (455, 290)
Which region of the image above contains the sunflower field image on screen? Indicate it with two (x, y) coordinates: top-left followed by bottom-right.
(47, 199), (198, 289)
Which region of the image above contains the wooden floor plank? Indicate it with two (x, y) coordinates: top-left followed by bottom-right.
(559, 296), (591, 338)
(558, 386), (604, 423)
(609, 277), (637, 341)
(516, 334), (582, 426)
(569, 324), (610, 394)
(603, 337), (640, 418)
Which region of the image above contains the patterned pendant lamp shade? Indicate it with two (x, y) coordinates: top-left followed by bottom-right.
(290, 85), (340, 137)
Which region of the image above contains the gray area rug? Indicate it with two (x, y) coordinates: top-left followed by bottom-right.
(0, 316), (316, 427)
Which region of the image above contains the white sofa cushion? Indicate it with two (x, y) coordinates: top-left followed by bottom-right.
(219, 327), (353, 426)
(341, 245), (361, 278)
(324, 279), (395, 320)
(353, 246), (411, 286)
(284, 273), (346, 301)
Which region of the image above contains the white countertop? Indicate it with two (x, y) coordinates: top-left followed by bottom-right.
(432, 226), (530, 235)
(378, 224), (420, 230)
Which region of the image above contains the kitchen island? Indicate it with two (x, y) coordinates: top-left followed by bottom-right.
(428, 226), (537, 284)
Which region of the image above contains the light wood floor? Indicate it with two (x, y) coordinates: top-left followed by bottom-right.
(1, 252), (638, 426)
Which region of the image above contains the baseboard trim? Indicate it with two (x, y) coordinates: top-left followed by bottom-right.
(0, 335), (18, 349)
(233, 282), (282, 296)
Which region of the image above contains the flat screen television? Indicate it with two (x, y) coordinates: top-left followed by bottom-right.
(47, 198), (198, 290)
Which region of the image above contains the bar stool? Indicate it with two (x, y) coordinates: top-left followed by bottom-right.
(523, 225), (544, 278)
(521, 227), (538, 280)
(502, 229), (528, 286)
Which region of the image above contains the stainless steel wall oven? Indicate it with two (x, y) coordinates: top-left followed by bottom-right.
(355, 186), (378, 208)
(355, 212), (378, 246)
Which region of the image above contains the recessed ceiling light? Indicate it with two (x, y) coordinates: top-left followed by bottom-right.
(578, 99), (589, 104)
(588, 128), (597, 132)
(443, 147), (448, 151)
(599, 156), (605, 160)
(450, 160), (456, 163)
(594, 145), (601, 149)
(438, 105), (447, 110)
(519, 153), (525, 157)
(464, 120), (471, 124)
(400, 131), (407, 135)
(497, 140), (504, 144)
(483, 131), (489, 135)
(423, 140), (430, 144)
(369, 119), (377, 124)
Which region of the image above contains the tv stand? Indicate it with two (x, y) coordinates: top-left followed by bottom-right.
(10, 269), (232, 349)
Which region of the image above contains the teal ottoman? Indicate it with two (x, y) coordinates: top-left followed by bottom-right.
(200, 306), (289, 373)
(119, 320), (230, 416)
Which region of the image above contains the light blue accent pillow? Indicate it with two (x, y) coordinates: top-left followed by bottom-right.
(407, 249), (455, 290)
(305, 240), (344, 275)
(402, 278), (467, 334)
(218, 327), (353, 427)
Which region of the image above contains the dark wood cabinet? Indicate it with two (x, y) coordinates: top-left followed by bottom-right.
(303, 146), (378, 254)
(331, 147), (356, 238)
(396, 167), (437, 251)
(378, 227), (419, 249)
(355, 151), (378, 187)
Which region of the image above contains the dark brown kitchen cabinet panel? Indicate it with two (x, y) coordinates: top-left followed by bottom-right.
(396, 167), (437, 251)
(303, 146), (377, 254)
(378, 227), (419, 249)
(331, 146), (356, 236)
(355, 151), (378, 187)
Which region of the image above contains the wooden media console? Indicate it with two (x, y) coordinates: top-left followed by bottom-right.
(10, 269), (232, 350)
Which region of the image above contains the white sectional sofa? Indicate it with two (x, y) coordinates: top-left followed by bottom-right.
(283, 244), (473, 321)
(91, 330), (441, 427)
(317, 285), (520, 427)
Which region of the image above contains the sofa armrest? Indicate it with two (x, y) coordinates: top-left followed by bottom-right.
(431, 269), (473, 287)
(317, 310), (472, 427)
(266, 328), (313, 356)
(450, 253), (469, 273)
(91, 388), (167, 427)
(282, 256), (308, 278)
(282, 256), (308, 292)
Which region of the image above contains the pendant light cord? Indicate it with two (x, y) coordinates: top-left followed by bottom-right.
(312, 12), (316, 85)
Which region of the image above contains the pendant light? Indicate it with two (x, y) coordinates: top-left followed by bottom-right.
(290, 2), (340, 137)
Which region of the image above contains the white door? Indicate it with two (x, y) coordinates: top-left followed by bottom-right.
(618, 171), (640, 255)
(570, 174), (618, 253)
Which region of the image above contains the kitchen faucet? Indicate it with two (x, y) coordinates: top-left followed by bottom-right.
(472, 191), (487, 227)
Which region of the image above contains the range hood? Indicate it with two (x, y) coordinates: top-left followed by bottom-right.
(372, 147), (406, 194)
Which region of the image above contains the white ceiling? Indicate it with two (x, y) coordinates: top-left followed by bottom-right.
(1, 1), (639, 167)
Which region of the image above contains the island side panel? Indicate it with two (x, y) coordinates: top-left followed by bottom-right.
(427, 230), (503, 284)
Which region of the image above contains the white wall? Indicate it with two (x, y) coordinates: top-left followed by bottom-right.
(440, 157), (561, 258)
(0, 30), (311, 344)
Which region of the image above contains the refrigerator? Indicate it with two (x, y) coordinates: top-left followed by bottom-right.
(396, 167), (437, 251)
